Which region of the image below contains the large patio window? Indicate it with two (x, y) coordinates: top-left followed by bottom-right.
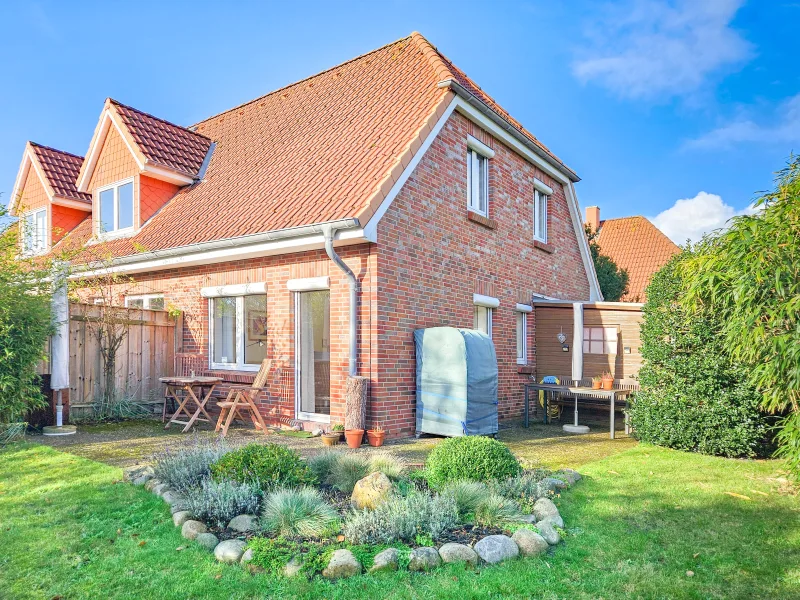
(583, 326), (618, 355)
(208, 292), (267, 371)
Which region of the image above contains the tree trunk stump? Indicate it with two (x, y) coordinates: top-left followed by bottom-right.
(345, 376), (368, 430)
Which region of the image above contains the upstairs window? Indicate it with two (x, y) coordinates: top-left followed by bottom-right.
(22, 208), (47, 254)
(467, 149), (489, 216)
(125, 294), (165, 310)
(98, 179), (134, 235)
(534, 189), (548, 242)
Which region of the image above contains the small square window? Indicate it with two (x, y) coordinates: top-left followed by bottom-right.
(582, 326), (618, 354)
(467, 149), (489, 216)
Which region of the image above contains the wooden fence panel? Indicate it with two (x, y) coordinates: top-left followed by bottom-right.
(66, 303), (176, 412)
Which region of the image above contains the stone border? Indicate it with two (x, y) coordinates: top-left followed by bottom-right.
(124, 465), (580, 579)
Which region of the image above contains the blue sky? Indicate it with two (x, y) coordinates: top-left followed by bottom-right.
(1, 0), (797, 243)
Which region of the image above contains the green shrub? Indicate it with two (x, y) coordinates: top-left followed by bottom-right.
(342, 492), (458, 545)
(307, 451), (340, 485)
(260, 487), (339, 538)
(328, 453), (370, 493)
(152, 439), (228, 493)
(425, 436), (522, 488)
(184, 478), (261, 528)
(210, 443), (314, 490)
(474, 493), (523, 527)
(442, 480), (491, 519)
(628, 253), (773, 458)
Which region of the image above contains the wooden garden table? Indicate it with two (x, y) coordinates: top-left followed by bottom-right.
(160, 376), (222, 433)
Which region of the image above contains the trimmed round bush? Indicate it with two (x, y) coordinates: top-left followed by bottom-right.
(210, 443), (314, 490)
(425, 436), (522, 489)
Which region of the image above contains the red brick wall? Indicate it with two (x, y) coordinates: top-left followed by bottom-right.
(373, 111), (592, 437)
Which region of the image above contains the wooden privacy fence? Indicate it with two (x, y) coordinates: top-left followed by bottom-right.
(67, 303), (177, 414)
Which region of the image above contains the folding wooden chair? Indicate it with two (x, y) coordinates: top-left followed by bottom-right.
(215, 359), (271, 436)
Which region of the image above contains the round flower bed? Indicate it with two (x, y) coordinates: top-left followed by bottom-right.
(124, 439), (582, 579)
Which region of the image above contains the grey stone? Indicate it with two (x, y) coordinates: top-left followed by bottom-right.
(172, 511), (192, 527)
(541, 477), (569, 491)
(351, 472), (393, 510)
(474, 535), (519, 564)
(240, 548), (254, 565)
(311, 428), (323, 437)
(512, 529), (549, 556)
(369, 548), (399, 573)
(558, 469), (582, 485)
(170, 503), (186, 515)
(162, 490), (185, 506)
(536, 519), (561, 545)
(533, 498), (563, 527)
(284, 556), (304, 577)
(322, 549), (362, 579)
(519, 514), (537, 524)
(132, 475), (152, 486)
(215, 539), (247, 564)
(144, 478), (161, 493)
(292, 424), (303, 431)
(408, 547), (441, 572)
(151, 483), (169, 497)
(228, 514), (259, 532)
(437, 543), (478, 566)
(195, 533), (219, 551)
(181, 520), (207, 540)
(124, 465), (154, 483)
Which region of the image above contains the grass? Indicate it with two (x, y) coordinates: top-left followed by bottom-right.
(1, 442), (797, 599)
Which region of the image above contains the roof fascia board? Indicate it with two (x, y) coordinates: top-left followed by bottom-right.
(52, 196), (92, 211)
(8, 146), (56, 216)
(565, 181), (603, 300)
(141, 163), (194, 186)
(77, 110), (114, 192)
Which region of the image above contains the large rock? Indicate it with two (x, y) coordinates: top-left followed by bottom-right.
(228, 514), (259, 532)
(124, 465), (154, 484)
(181, 520), (207, 540)
(284, 556), (304, 577)
(215, 539), (247, 564)
(369, 548), (399, 573)
(557, 469), (582, 485)
(518, 514), (537, 524)
(438, 543), (478, 566)
(408, 547), (441, 572)
(195, 533), (219, 551)
(351, 472), (393, 510)
(533, 498), (563, 527)
(536, 520), (561, 545)
(322, 549), (362, 579)
(474, 535), (519, 564)
(512, 529), (549, 557)
(540, 477), (569, 491)
(172, 511), (192, 527)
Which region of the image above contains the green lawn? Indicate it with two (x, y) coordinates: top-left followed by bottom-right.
(1, 443), (797, 599)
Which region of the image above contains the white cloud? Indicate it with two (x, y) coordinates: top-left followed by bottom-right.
(685, 93), (800, 149)
(649, 191), (756, 244)
(572, 0), (752, 100)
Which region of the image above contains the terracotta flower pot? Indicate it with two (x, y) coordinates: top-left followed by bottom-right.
(344, 429), (364, 449)
(601, 379), (614, 390)
(321, 433), (339, 447)
(367, 430), (385, 447)
(591, 380), (602, 390)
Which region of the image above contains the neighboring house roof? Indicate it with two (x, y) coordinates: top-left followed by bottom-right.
(595, 216), (680, 302)
(30, 143), (92, 204)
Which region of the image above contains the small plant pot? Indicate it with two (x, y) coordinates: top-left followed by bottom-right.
(321, 433), (339, 447)
(601, 379), (614, 390)
(366, 430), (385, 447)
(591, 380), (602, 390)
(344, 429), (364, 449)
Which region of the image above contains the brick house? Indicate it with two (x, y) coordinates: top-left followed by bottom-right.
(8, 33), (601, 438)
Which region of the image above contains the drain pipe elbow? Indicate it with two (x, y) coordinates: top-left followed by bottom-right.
(322, 225), (359, 377)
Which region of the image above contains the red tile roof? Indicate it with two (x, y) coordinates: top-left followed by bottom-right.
(57, 33), (574, 260)
(595, 216), (680, 302)
(109, 99), (212, 178)
(30, 143), (92, 204)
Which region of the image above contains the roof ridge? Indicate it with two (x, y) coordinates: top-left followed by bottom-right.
(408, 31), (456, 82)
(108, 98), (212, 142)
(29, 141), (85, 161)
(191, 34), (416, 127)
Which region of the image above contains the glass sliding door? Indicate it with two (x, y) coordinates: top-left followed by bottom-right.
(295, 290), (330, 421)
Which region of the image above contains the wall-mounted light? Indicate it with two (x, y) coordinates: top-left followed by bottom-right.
(558, 327), (569, 352)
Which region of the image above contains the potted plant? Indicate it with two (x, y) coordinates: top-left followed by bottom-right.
(601, 371), (614, 390)
(591, 375), (602, 390)
(331, 422), (345, 441)
(321, 430), (340, 447)
(344, 428), (364, 449)
(367, 423), (386, 447)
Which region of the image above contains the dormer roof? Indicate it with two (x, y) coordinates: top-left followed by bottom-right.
(76, 98), (213, 191)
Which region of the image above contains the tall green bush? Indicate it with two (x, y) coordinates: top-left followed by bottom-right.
(0, 210), (53, 423)
(628, 252), (772, 458)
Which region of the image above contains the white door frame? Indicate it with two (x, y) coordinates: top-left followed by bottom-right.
(293, 290), (331, 423)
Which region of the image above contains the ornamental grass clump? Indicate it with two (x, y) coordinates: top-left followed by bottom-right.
(210, 442), (314, 491)
(442, 480), (491, 519)
(368, 452), (407, 480)
(152, 438), (229, 493)
(328, 453), (370, 493)
(260, 487), (339, 538)
(473, 493), (523, 527)
(184, 478), (261, 528)
(307, 451), (341, 485)
(342, 492), (458, 545)
(425, 436), (522, 489)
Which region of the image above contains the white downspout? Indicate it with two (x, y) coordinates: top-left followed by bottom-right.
(322, 224), (359, 377)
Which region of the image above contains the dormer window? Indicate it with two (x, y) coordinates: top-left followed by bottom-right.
(21, 208), (47, 255)
(98, 178), (134, 236)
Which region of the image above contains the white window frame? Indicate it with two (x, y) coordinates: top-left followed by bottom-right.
(515, 303), (532, 365)
(466, 136), (494, 217)
(202, 283), (267, 372)
(473, 293), (499, 339)
(21, 207), (47, 255)
(125, 294), (165, 310)
(534, 189), (548, 243)
(583, 326), (619, 355)
(96, 177), (135, 239)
